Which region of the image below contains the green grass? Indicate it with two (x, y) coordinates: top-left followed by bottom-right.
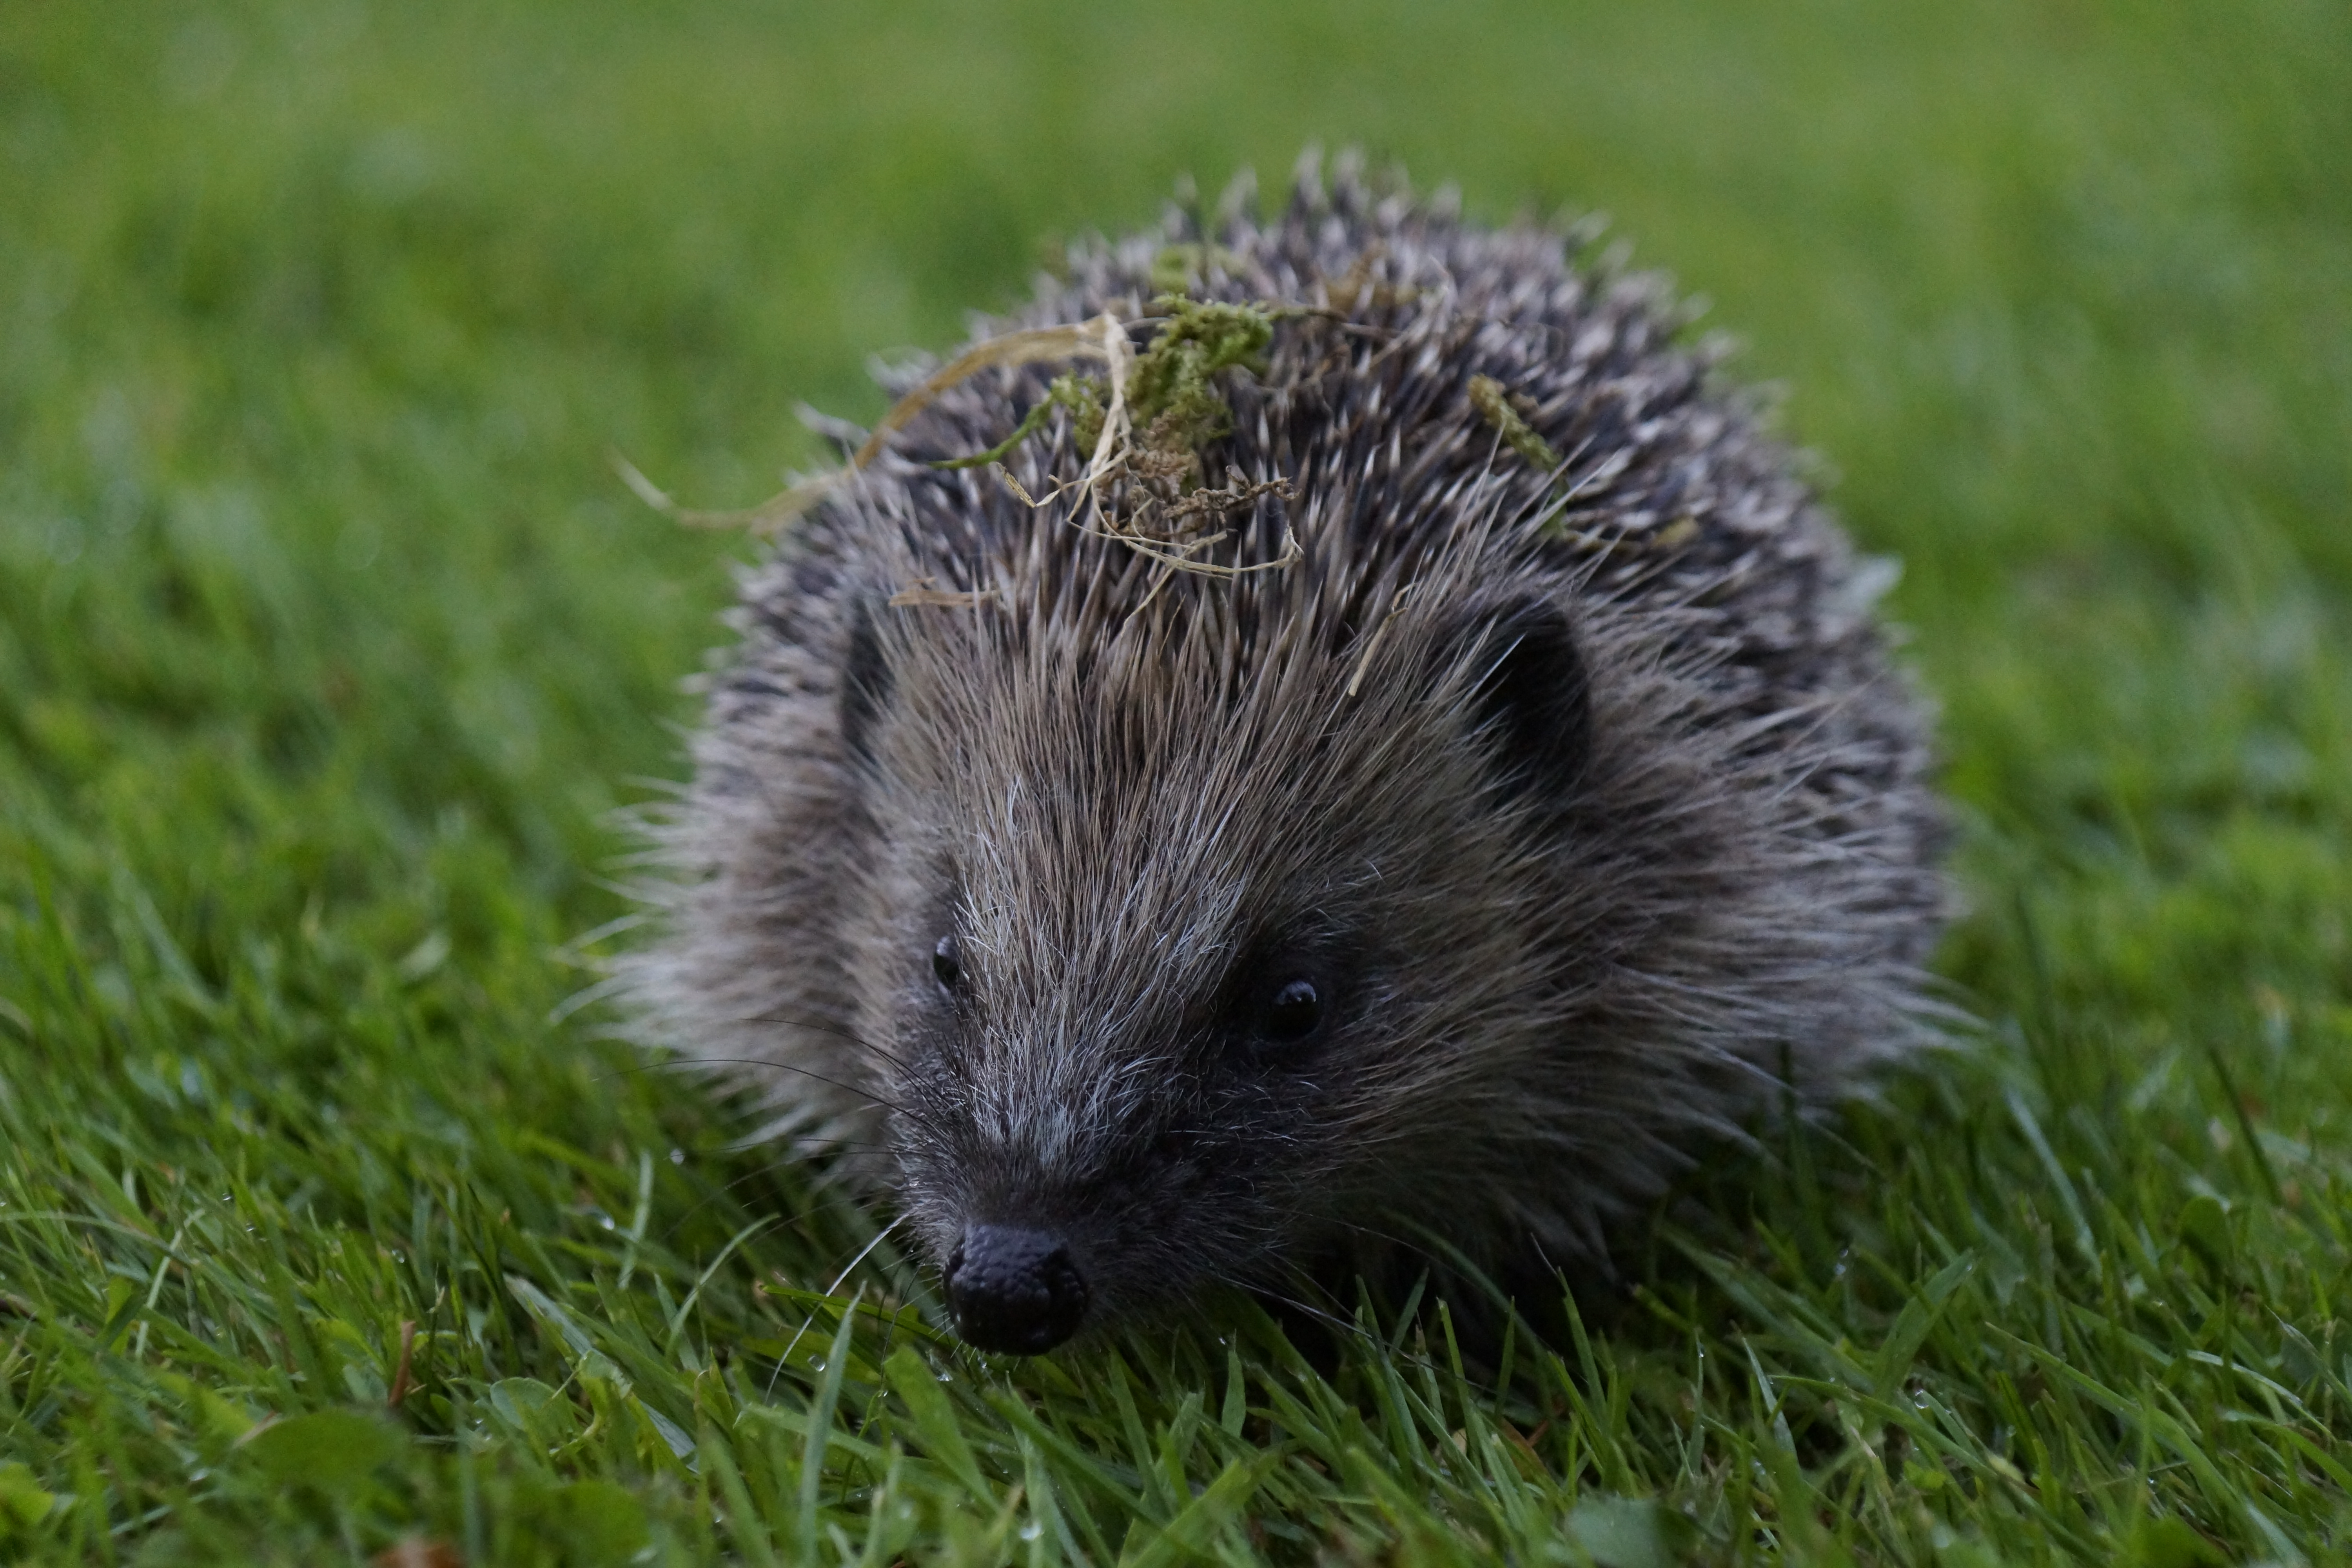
(3, 0), (2348, 1561)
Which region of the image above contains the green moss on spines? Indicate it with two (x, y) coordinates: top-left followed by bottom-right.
(1124, 296), (1275, 457)
(933, 298), (1279, 479)
(1468, 374), (1561, 472)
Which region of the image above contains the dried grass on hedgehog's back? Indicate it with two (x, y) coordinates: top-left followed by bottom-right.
(619, 294), (1296, 587)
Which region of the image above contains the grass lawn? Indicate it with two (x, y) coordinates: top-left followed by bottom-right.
(3, 0), (2348, 1561)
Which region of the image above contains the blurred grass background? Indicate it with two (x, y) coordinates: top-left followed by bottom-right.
(2, 0), (2348, 1562)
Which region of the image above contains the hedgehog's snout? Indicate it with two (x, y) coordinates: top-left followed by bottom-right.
(943, 1223), (1090, 1355)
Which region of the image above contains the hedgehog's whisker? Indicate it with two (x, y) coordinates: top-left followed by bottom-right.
(734, 1010), (915, 1074)
(612, 1049), (951, 1150)
(822, 1214), (904, 1298)
(657, 1163), (864, 1245)
(1242, 1269), (1395, 1353)
(761, 1216), (911, 1399)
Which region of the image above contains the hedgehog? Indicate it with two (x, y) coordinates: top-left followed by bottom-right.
(625, 154), (1947, 1356)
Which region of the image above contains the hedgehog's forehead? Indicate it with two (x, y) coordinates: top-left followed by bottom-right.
(943, 715), (1274, 978)
(917, 646), (1373, 973)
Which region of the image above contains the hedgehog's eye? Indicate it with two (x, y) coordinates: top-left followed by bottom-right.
(1256, 977), (1324, 1046)
(1227, 949), (1344, 1064)
(932, 934), (965, 993)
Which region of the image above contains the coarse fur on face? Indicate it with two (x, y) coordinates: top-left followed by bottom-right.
(624, 152), (1947, 1347)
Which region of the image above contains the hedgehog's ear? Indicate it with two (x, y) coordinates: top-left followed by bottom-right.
(839, 596), (895, 768)
(1445, 598), (1592, 800)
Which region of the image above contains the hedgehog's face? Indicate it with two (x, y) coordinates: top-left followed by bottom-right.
(840, 588), (1592, 1354)
(887, 889), (1374, 1356)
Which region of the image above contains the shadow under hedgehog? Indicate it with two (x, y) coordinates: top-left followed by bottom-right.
(623, 153), (1948, 1356)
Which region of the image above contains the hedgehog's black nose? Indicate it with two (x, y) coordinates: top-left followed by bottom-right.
(943, 1225), (1089, 1354)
